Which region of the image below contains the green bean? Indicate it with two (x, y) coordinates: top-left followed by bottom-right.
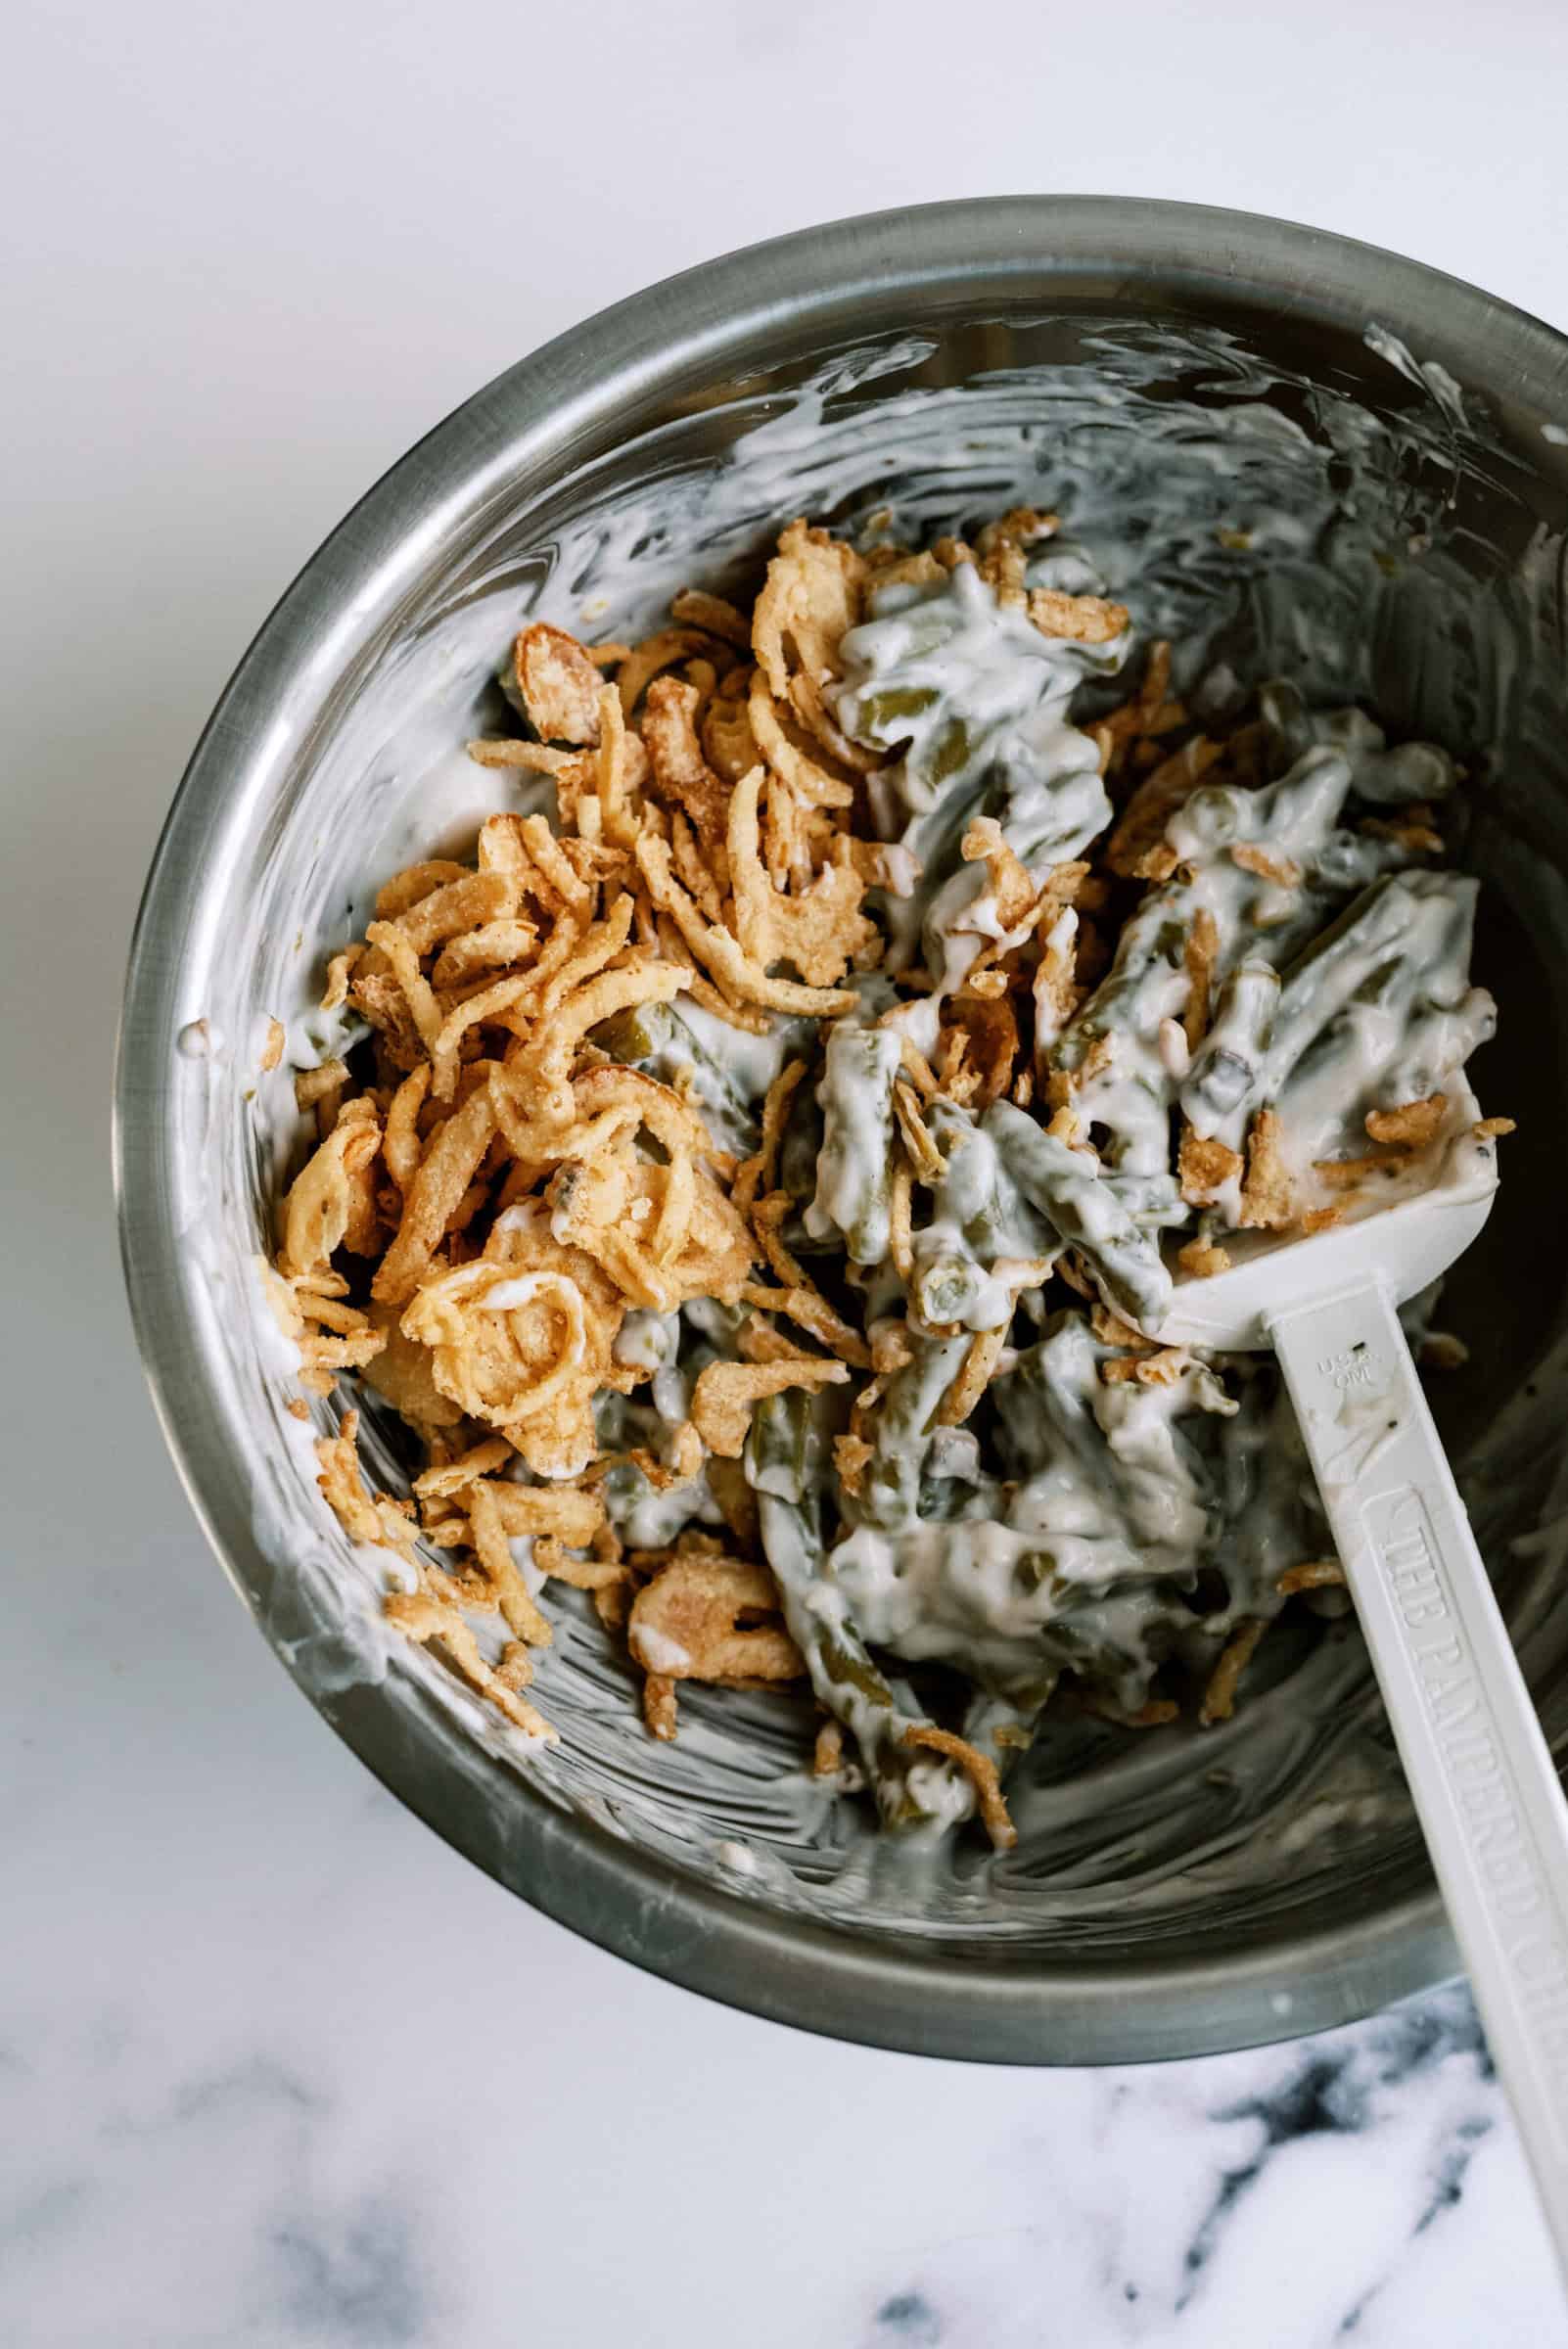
(747, 1391), (972, 1832)
(1046, 763), (1332, 1176)
(858, 685), (939, 726)
(1258, 877), (1495, 1173)
(1217, 872), (1478, 1124)
(590, 1004), (666, 1064)
(1056, 751), (1384, 1164)
(1260, 681), (1457, 806)
(835, 573), (1006, 812)
(1053, 908), (1190, 1087)
(855, 1334), (970, 1535)
(1308, 827), (1428, 897)
(588, 999), (760, 1157)
(1169, 746), (1353, 871)
(927, 718), (974, 785)
(960, 1683), (1055, 1785)
(909, 1254), (991, 1330)
(1181, 960), (1280, 1128)
(1378, 989), (1496, 1108)
(595, 1391), (711, 1550)
(991, 1313), (1111, 1483)
(985, 1102), (1175, 1335)
(1105, 1168), (1187, 1236)
(1173, 747), (1415, 906)
(776, 1060), (826, 1213)
(911, 1105), (1060, 1330)
(805, 1024), (902, 1266)
(744, 1375), (823, 1507)
(917, 739), (1109, 993)
(834, 563), (1115, 986)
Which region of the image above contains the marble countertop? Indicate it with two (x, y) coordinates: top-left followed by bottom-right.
(7, 0), (1568, 2339)
(7, 1720), (1563, 2346)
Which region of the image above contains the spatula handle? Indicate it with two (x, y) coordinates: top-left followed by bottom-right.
(1269, 1277), (1568, 2282)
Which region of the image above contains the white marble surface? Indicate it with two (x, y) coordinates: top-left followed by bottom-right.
(7, 0), (1568, 2340)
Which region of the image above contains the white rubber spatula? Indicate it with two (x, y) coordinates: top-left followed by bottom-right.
(1161, 1114), (1568, 2280)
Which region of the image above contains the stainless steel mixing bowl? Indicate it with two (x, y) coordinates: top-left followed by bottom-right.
(116, 198), (1568, 2062)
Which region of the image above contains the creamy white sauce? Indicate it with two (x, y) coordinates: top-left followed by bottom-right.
(806, 1024), (903, 1263)
(633, 1625), (692, 1675)
(195, 317), (1565, 1918)
(1364, 321), (1468, 432)
(714, 1837), (758, 1874)
(614, 1309), (680, 1373)
(176, 1018), (217, 1059)
(835, 562), (1116, 995)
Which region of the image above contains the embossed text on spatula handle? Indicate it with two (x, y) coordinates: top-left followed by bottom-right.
(1269, 1279), (1568, 2278)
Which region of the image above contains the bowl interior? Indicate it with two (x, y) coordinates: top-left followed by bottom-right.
(124, 207), (1568, 2058)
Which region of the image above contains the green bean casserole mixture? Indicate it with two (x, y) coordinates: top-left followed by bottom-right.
(268, 510), (1510, 1847)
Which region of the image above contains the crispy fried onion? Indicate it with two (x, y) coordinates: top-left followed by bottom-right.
(734, 1058), (808, 1213)
(1365, 1091), (1448, 1147)
(262, 1264), (387, 1397)
(1237, 1106), (1295, 1231)
(689, 1355), (849, 1456)
(634, 830), (856, 1016)
(629, 1551), (803, 1738)
(1199, 1617), (1268, 1726)
(1276, 1559), (1347, 1595)
(280, 1103), (383, 1274)
(615, 626), (723, 717)
(900, 1725), (1017, 1851)
(374, 1084), (499, 1305)
(400, 1254), (615, 1479)
(385, 1571), (556, 1741)
(752, 520), (867, 756)
(509, 622), (606, 745)
(314, 1410), (418, 1557)
(745, 1192), (873, 1367)
(746, 670), (857, 807)
(545, 1093), (757, 1313)
(727, 764), (875, 986)
(1106, 736), (1225, 880)
(639, 675), (732, 867)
